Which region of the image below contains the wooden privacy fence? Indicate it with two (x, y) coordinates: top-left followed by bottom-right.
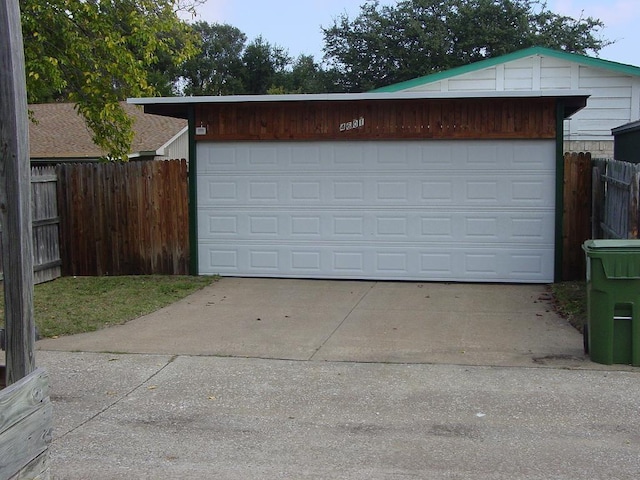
(563, 152), (592, 281)
(56, 160), (189, 276)
(0, 166), (62, 284)
(31, 166), (62, 283)
(592, 158), (640, 239)
(563, 155), (640, 280)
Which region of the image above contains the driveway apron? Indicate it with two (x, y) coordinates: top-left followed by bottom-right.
(37, 277), (585, 367)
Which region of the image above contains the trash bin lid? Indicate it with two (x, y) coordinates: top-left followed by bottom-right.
(583, 239), (640, 252)
(583, 239), (640, 279)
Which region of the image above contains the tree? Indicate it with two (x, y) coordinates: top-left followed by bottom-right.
(284, 54), (336, 93)
(241, 36), (291, 94)
(322, 0), (611, 92)
(181, 22), (247, 96)
(180, 21), (336, 96)
(21, 0), (199, 160)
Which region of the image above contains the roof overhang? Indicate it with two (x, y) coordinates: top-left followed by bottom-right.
(30, 149), (162, 163)
(129, 91), (588, 120)
(30, 156), (101, 163)
(612, 120), (640, 136)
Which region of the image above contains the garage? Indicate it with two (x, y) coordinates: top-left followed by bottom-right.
(132, 91), (587, 283)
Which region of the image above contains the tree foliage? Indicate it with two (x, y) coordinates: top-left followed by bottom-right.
(322, 0), (611, 91)
(241, 36), (291, 95)
(22, 0), (199, 160)
(179, 23), (336, 96)
(279, 54), (338, 94)
(181, 22), (246, 96)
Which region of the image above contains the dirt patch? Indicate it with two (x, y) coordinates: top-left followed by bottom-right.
(532, 354), (586, 365)
(548, 281), (587, 333)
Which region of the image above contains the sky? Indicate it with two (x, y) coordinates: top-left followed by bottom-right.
(192, 0), (640, 67)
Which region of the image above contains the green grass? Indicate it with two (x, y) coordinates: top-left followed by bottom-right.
(0, 275), (217, 338)
(549, 281), (587, 333)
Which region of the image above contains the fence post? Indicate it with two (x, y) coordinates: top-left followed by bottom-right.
(0, 0), (36, 384)
(631, 168), (639, 239)
(591, 159), (606, 239)
(562, 152), (592, 280)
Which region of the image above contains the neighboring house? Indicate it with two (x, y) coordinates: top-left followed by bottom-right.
(374, 47), (640, 159)
(29, 102), (188, 163)
(131, 89), (587, 283)
(612, 120), (640, 163)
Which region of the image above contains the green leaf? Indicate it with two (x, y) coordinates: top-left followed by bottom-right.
(22, 0), (199, 160)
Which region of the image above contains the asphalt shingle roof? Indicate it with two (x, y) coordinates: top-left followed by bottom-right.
(29, 102), (187, 159)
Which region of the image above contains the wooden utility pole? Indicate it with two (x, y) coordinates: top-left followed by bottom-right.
(0, 0), (36, 385)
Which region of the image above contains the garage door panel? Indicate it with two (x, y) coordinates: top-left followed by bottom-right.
(291, 215), (322, 236)
(421, 180), (454, 202)
(334, 180), (366, 201)
(198, 174), (554, 207)
(466, 142), (553, 170)
(200, 209), (554, 245)
(198, 178), (238, 203)
(198, 243), (554, 281)
(375, 143), (414, 167)
(197, 140), (556, 282)
(511, 177), (556, 204)
(198, 141), (555, 173)
(465, 176), (555, 205)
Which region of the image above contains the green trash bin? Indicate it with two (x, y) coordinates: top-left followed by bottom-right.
(582, 239), (640, 366)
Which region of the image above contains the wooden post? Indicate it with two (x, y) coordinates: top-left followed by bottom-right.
(591, 160), (606, 239)
(0, 0), (36, 385)
(562, 152), (592, 280)
(631, 168), (640, 239)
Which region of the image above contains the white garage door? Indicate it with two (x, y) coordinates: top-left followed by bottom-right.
(196, 140), (556, 282)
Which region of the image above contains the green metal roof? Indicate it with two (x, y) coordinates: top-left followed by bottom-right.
(373, 46), (640, 93)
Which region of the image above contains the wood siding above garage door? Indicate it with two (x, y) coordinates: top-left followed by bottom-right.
(194, 98), (556, 142)
(197, 140), (556, 283)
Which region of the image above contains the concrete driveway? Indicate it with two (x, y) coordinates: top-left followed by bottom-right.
(38, 278), (585, 367)
(31, 279), (640, 479)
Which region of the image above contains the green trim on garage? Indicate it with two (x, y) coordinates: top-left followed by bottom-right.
(188, 105), (199, 275)
(554, 100), (565, 282)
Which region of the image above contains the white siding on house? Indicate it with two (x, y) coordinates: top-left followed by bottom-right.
(400, 53), (640, 154)
(539, 57), (572, 89)
(419, 83), (444, 92)
(540, 68), (572, 89)
(157, 127), (188, 161)
(447, 69), (497, 91)
(505, 61), (536, 90)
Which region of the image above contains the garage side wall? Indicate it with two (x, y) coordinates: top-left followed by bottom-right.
(194, 98), (556, 142)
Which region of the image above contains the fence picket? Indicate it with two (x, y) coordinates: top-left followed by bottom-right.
(0, 167), (61, 284)
(593, 158), (640, 240)
(56, 160), (189, 276)
(632, 170), (639, 239)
